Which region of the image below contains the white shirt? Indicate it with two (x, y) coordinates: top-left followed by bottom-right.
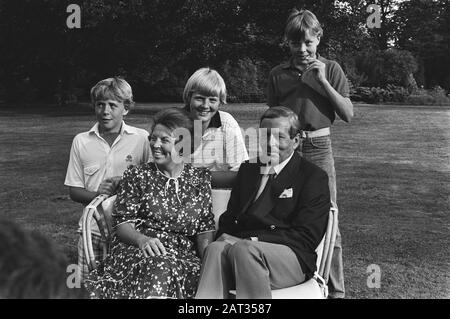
(191, 111), (249, 171)
(64, 121), (151, 233)
(254, 151), (295, 201)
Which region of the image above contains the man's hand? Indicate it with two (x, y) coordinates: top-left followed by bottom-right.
(216, 233), (242, 245)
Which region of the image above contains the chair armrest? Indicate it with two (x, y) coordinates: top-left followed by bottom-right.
(81, 194), (115, 272)
(320, 207), (338, 283)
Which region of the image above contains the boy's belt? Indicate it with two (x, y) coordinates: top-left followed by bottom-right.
(301, 127), (330, 138)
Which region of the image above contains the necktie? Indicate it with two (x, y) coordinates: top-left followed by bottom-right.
(254, 169), (276, 202)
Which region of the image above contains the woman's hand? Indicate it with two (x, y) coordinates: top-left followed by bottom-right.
(137, 236), (167, 257)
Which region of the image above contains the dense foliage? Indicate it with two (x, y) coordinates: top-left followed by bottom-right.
(0, 0), (448, 104)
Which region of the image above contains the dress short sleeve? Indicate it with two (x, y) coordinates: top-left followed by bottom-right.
(112, 165), (144, 227)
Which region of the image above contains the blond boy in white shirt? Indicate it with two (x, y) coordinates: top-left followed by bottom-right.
(64, 77), (150, 281)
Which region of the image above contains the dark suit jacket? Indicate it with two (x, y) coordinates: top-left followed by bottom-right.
(216, 152), (330, 276)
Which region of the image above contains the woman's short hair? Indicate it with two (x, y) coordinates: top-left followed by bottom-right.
(182, 67), (227, 105)
(148, 108), (193, 137)
(90, 77), (134, 110)
(148, 108), (194, 154)
(284, 8), (323, 41)
(260, 106), (301, 138)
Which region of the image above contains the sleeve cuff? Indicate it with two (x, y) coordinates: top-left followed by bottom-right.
(197, 229), (216, 235)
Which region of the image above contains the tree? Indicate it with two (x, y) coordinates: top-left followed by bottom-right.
(4, 0), (442, 103)
(393, 0), (449, 89)
(0, 0), (70, 103)
(355, 49), (418, 88)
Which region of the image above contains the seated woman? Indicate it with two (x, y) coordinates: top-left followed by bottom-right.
(84, 108), (215, 299)
(183, 67), (249, 188)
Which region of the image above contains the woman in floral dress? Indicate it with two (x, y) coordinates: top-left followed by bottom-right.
(84, 108), (215, 299)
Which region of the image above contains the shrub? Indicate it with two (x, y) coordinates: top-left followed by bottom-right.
(6, 78), (39, 103)
(53, 87), (81, 107)
(221, 58), (265, 103)
(342, 54), (368, 88)
(406, 86), (450, 106)
(139, 67), (188, 102)
(352, 84), (450, 105)
(351, 86), (387, 103)
(351, 85), (410, 104)
(429, 86), (448, 99)
(385, 85), (410, 103)
(355, 49), (419, 88)
(405, 94), (435, 105)
(351, 86), (376, 103)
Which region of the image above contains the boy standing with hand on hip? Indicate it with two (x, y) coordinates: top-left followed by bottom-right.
(267, 9), (353, 298)
(64, 77), (150, 282)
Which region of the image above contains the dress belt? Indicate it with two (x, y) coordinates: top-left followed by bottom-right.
(301, 127), (330, 138)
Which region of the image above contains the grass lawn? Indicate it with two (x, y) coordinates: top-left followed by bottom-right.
(0, 102), (449, 298)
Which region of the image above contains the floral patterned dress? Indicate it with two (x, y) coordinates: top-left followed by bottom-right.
(84, 162), (215, 299)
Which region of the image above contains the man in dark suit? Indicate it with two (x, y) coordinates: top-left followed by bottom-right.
(195, 106), (331, 299)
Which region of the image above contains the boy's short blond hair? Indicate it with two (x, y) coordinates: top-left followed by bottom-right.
(90, 77), (134, 110)
(285, 9), (323, 41)
(182, 68), (227, 105)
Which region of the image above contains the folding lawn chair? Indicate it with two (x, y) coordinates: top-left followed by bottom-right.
(81, 194), (115, 272)
(269, 205), (338, 299)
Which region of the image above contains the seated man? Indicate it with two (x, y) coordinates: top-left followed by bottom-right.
(196, 106), (330, 299)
